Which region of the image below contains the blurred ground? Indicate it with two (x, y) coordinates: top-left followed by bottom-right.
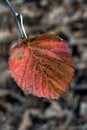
(0, 0), (87, 130)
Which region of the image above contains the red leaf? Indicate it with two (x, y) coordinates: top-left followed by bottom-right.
(9, 34), (74, 99)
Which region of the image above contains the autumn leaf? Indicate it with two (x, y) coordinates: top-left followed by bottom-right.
(9, 34), (74, 99)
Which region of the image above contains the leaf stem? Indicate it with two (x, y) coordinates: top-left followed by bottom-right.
(4, 0), (27, 38)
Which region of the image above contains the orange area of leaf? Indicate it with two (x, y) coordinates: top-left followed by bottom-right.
(9, 34), (74, 99)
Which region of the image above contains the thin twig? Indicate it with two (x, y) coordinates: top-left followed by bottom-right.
(4, 0), (27, 38)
